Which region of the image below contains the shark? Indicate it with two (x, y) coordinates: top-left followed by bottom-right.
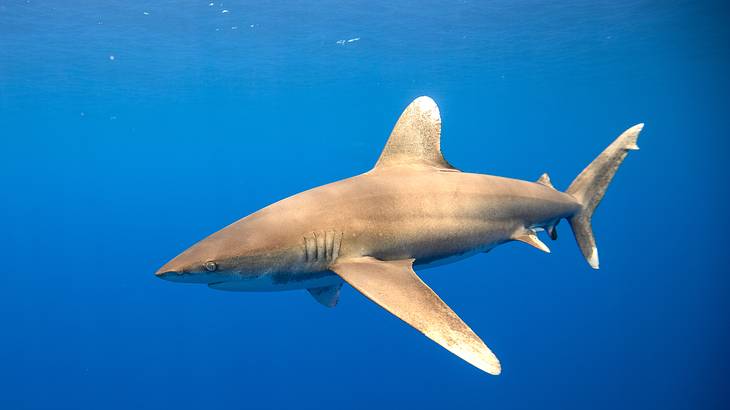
(155, 96), (643, 375)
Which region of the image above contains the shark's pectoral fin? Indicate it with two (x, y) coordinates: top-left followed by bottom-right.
(373, 97), (459, 172)
(330, 256), (501, 375)
(307, 282), (343, 308)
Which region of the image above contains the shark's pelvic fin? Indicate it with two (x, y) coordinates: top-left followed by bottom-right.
(373, 96), (459, 171)
(536, 173), (555, 189)
(331, 256), (501, 375)
(307, 282), (343, 308)
(514, 229), (551, 253)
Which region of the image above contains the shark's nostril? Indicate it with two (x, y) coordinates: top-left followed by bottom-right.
(154, 269), (179, 277)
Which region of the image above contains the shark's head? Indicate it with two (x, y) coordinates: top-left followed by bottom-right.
(154, 237), (239, 284)
(154, 218), (260, 284)
(154, 217), (295, 285)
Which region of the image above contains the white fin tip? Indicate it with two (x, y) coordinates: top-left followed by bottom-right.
(588, 246), (599, 269)
(412, 96), (440, 121)
(627, 123), (644, 134)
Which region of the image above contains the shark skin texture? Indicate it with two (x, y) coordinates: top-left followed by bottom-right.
(156, 96), (643, 375)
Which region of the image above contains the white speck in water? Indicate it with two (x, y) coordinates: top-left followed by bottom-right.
(221, 9), (229, 13)
(143, 11), (149, 16)
(109, 55), (115, 61)
(231, 26), (238, 30)
(250, 24), (254, 28)
(337, 37), (360, 45)
(209, 2), (214, 6)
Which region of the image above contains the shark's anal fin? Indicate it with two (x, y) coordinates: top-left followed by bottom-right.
(514, 229), (551, 253)
(546, 224), (558, 240)
(373, 97), (459, 171)
(331, 256), (501, 375)
(307, 282), (343, 308)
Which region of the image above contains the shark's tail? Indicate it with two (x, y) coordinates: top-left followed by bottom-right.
(565, 124), (644, 269)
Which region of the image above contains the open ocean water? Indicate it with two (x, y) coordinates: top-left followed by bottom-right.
(1, 1), (728, 409)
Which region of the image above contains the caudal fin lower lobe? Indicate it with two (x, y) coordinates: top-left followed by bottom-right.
(566, 124), (644, 269)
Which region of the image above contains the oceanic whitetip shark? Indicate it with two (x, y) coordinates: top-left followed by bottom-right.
(156, 96), (643, 375)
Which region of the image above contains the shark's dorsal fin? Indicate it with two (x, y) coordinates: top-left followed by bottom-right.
(374, 96), (458, 171)
(331, 256), (500, 375)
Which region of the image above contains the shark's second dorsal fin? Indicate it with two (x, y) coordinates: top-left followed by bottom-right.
(374, 96), (458, 171)
(536, 173), (555, 189)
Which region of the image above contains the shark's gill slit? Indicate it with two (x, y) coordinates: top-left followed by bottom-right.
(303, 236), (309, 262)
(305, 235), (316, 262)
(331, 231), (343, 263)
(323, 231), (329, 260)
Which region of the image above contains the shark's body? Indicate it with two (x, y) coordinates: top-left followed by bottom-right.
(175, 170), (578, 292)
(157, 97), (643, 375)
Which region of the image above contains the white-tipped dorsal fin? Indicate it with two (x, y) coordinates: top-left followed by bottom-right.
(536, 173), (555, 189)
(374, 96), (458, 171)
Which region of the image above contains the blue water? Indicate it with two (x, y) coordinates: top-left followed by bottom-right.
(1, 1), (728, 409)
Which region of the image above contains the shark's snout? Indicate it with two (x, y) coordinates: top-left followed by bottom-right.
(154, 267), (206, 283)
(156, 259), (173, 276)
(155, 268), (179, 278)
(155, 258), (186, 280)
(154, 257), (221, 284)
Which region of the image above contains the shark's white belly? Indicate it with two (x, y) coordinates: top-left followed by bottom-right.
(414, 244), (497, 270)
(208, 271), (342, 292)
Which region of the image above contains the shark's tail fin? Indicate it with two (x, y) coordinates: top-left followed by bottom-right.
(566, 124), (644, 269)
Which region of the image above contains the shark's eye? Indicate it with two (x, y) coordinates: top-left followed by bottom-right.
(204, 261), (217, 272)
